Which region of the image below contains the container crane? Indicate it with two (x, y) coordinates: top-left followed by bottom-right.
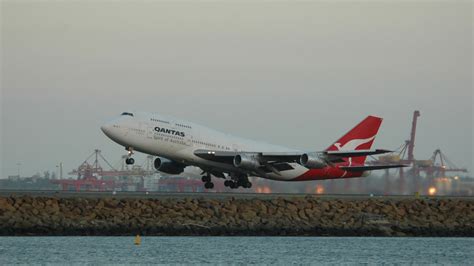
(52, 149), (156, 191)
(370, 110), (421, 194)
(426, 149), (468, 178)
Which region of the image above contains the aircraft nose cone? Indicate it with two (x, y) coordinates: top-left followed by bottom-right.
(101, 123), (112, 135)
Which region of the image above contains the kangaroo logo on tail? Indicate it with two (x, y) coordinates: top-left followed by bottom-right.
(334, 136), (376, 151)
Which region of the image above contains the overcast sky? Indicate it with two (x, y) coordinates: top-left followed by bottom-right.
(1, 1), (472, 178)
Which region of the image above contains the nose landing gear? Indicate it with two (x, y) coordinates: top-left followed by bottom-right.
(125, 147), (135, 165)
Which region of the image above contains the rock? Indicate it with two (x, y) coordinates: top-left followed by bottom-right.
(256, 202), (268, 215)
(0, 198), (16, 212)
(240, 210), (257, 221)
(184, 202), (198, 212)
(298, 210), (308, 220)
(304, 208), (313, 218)
(287, 204), (298, 213)
(228, 204), (238, 214)
(103, 198), (119, 208)
(320, 201), (330, 211)
(266, 206), (277, 215)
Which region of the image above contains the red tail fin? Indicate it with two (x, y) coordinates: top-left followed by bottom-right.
(326, 116), (383, 165)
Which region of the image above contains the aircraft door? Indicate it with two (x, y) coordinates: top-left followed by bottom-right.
(162, 120), (177, 151)
(139, 122), (151, 139)
(185, 133), (192, 146)
(146, 124), (153, 139)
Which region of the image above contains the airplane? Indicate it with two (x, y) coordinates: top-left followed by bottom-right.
(101, 111), (405, 189)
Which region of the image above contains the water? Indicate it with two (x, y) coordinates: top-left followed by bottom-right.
(0, 237), (472, 264)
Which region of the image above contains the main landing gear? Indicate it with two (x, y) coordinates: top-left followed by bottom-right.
(125, 147), (135, 165)
(224, 174), (252, 189)
(200, 171), (251, 190)
(201, 173), (214, 189)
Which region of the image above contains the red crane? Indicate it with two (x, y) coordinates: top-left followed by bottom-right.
(407, 110), (420, 163)
(375, 110), (420, 194)
(395, 110), (421, 193)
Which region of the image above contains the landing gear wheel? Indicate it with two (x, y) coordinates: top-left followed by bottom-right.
(125, 158), (135, 165)
(229, 173), (252, 189)
(201, 175), (211, 183)
(224, 180), (232, 187)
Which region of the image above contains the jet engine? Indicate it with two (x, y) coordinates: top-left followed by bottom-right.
(299, 152), (327, 169)
(233, 154), (261, 170)
(154, 157), (185, 175)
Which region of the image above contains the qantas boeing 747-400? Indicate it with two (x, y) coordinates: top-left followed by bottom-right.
(101, 112), (404, 189)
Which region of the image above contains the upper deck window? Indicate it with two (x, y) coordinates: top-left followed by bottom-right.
(121, 112), (134, 117)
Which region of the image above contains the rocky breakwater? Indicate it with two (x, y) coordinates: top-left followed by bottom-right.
(0, 196), (472, 236)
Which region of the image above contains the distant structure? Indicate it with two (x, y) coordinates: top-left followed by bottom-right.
(51, 150), (155, 191)
(369, 110), (468, 195)
(50, 149), (222, 192)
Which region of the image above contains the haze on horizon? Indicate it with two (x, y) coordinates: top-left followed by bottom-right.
(1, 1), (472, 178)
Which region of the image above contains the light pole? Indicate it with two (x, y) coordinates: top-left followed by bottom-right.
(55, 165), (59, 180)
(16, 163), (21, 178)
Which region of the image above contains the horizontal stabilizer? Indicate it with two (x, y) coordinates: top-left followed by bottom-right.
(340, 164), (407, 172)
(325, 149), (392, 157)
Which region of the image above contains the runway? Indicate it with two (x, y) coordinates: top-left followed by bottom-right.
(0, 190), (472, 200)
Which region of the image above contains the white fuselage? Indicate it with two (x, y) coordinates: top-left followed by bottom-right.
(101, 112), (309, 181)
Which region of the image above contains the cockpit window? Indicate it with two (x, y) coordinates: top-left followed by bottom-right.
(121, 112), (134, 117)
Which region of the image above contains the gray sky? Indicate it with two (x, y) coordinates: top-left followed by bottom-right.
(1, 1), (472, 178)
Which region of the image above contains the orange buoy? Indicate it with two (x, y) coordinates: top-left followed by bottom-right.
(134, 235), (141, 245)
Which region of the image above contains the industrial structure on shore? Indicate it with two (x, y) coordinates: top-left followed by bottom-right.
(368, 110), (468, 195)
(49, 149), (212, 193)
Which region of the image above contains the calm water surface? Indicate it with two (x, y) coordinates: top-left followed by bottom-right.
(0, 237), (472, 264)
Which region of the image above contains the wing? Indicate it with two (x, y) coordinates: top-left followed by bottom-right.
(339, 164), (407, 172)
(193, 149), (300, 175)
(194, 149), (392, 165)
(193, 150), (301, 163)
(194, 149), (393, 174)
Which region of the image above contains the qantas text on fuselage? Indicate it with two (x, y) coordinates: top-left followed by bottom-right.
(101, 111), (404, 189)
(154, 127), (185, 137)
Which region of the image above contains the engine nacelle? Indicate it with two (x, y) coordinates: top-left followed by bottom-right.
(300, 152), (327, 169)
(154, 157), (185, 175)
(233, 154), (261, 170)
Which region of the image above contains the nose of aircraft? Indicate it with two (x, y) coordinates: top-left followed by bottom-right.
(101, 115), (130, 140)
(101, 122), (113, 136)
